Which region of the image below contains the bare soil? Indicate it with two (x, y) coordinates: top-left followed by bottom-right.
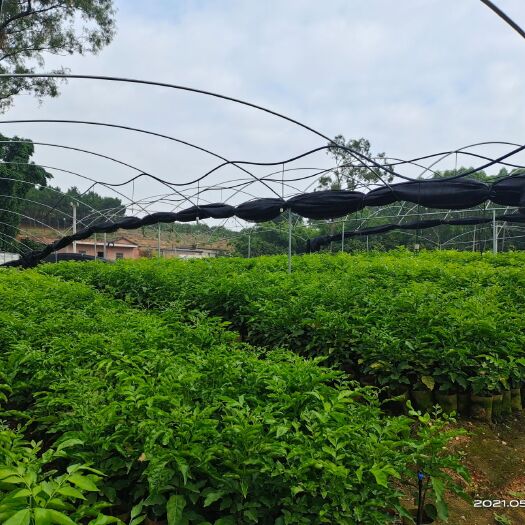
(438, 415), (525, 525)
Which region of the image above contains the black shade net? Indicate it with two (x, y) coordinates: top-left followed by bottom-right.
(3, 175), (525, 268)
(306, 213), (525, 252)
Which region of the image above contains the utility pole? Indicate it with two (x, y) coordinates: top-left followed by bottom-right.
(103, 232), (107, 259)
(70, 202), (77, 254)
(247, 233), (251, 258)
(492, 209), (498, 254)
(158, 223), (161, 258)
(287, 209), (292, 274)
(341, 221), (345, 252)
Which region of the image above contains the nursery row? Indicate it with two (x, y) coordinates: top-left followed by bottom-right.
(0, 269), (465, 524)
(42, 251), (525, 416)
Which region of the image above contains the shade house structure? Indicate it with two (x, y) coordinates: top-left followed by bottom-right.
(0, 74), (525, 271)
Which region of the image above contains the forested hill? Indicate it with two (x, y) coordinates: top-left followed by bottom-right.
(20, 186), (126, 228)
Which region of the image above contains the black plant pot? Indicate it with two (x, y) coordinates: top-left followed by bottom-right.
(470, 394), (493, 422)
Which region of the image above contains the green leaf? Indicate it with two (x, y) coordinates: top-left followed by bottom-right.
(432, 477), (445, 502)
(435, 499), (449, 521)
(34, 508), (52, 525)
(4, 509), (30, 525)
(204, 491), (225, 507)
(130, 502), (144, 520)
(68, 473), (99, 492)
(167, 495), (186, 525)
(355, 466), (363, 482)
(275, 425), (288, 438)
(45, 499), (74, 512)
(9, 488), (31, 499)
(88, 515), (124, 525)
(431, 478), (449, 520)
(56, 439), (84, 452)
(57, 486), (86, 500)
(45, 510), (76, 525)
(177, 462), (189, 485)
(370, 466), (389, 488)
(0, 468), (22, 484)
(214, 519), (235, 525)
(240, 481), (248, 499)
(421, 375), (435, 391)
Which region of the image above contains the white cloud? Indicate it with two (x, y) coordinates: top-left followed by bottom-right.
(2, 0), (525, 215)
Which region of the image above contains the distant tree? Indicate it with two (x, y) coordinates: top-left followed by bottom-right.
(0, 0), (116, 111)
(17, 236), (46, 254)
(0, 134), (51, 251)
(232, 216), (311, 257)
(318, 135), (393, 191)
(21, 185), (126, 228)
(431, 166), (493, 182)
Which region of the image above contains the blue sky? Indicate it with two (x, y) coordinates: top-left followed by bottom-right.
(3, 0), (525, 215)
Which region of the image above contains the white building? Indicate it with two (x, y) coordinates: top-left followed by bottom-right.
(161, 247), (222, 259)
(0, 252), (19, 264)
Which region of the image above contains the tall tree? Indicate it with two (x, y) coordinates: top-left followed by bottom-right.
(318, 135), (393, 191)
(0, 0), (116, 111)
(0, 133), (51, 251)
(21, 184), (126, 228)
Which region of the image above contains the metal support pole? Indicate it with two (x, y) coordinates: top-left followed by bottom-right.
(103, 233), (107, 259)
(492, 209), (498, 254)
(366, 235), (369, 253)
(94, 233), (97, 259)
(288, 209), (292, 274)
(472, 225), (476, 252)
(70, 202), (77, 253)
(158, 223), (161, 258)
(247, 233), (251, 258)
(341, 222), (345, 252)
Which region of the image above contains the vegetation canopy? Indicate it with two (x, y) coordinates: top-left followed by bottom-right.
(0, 0), (116, 111)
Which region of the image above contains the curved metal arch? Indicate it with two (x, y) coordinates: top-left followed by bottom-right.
(0, 140), (187, 213)
(0, 119), (281, 198)
(0, 161), (149, 221)
(0, 224), (40, 251)
(415, 141), (525, 179)
(0, 232), (28, 254)
(479, 0), (525, 40)
(4, 73), (519, 185)
(0, 176), (125, 230)
(0, 207), (64, 234)
(0, 173), (117, 225)
(164, 142), (525, 189)
(0, 192), (81, 224)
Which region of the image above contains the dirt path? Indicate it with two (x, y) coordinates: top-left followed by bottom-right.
(440, 415), (525, 525)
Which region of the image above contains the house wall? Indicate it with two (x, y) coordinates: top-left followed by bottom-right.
(57, 243), (219, 261)
(59, 243), (140, 260)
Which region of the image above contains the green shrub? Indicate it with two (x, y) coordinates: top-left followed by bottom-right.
(41, 250), (525, 396)
(0, 270), (466, 523)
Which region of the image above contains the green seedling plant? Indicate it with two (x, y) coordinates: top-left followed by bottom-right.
(403, 403), (470, 523)
(0, 268), (476, 524)
(40, 251), (525, 397)
(0, 431), (122, 525)
(469, 355), (509, 395)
